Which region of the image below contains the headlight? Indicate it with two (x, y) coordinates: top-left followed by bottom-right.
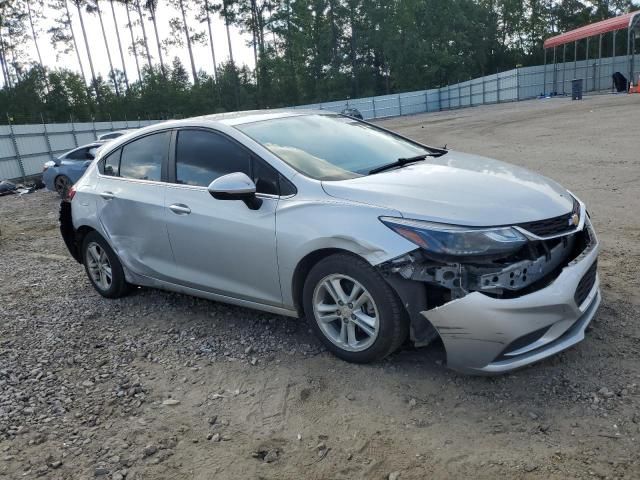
(380, 217), (527, 257)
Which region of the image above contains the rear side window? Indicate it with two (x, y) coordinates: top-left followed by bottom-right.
(176, 129), (251, 187)
(119, 132), (170, 181)
(66, 147), (90, 160)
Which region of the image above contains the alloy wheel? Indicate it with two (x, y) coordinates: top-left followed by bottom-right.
(54, 176), (70, 195)
(85, 242), (113, 291)
(312, 274), (380, 352)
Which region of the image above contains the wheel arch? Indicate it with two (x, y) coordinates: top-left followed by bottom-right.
(291, 248), (362, 317)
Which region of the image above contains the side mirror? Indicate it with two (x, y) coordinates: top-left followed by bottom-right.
(208, 172), (263, 210)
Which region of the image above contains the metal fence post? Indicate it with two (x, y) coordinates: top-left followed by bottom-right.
(552, 46), (557, 94)
(543, 48), (547, 95)
(109, 113), (114, 132)
(70, 115), (79, 147)
(574, 41), (578, 81)
(482, 75), (486, 104)
(516, 68), (520, 102)
(586, 36), (590, 91)
(92, 117), (97, 140)
(598, 34), (603, 91)
(562, 44), (567, 95)
(497, 72), (501, 103)
(437, 87), (441, 111)
(424, 91), (428, 112)
(41, 114), (54, 161)
(457, 82), (461, 108)
(612, 30), (617, 90)
(6, 114), (26, 182)
(398, 94), (402, 116)
(372, 96), (377, 118)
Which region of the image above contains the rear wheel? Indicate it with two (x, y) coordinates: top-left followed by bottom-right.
(54, 175), (71, 198)
(82, 231), (131, 298)
(303, 253), (408, 363)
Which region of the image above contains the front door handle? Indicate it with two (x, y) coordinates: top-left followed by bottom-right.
(169, 204), (191, 215)
(100, 191), (115, 200)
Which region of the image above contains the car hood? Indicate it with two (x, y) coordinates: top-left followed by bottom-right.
(321, 151), (574, 226)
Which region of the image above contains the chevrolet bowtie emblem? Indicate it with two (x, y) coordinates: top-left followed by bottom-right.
(570, 213), (580, 227)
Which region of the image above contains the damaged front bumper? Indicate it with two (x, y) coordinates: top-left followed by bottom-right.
(384, 217), (601, 374)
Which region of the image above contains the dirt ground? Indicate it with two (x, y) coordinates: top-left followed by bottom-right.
(1, 94), (639, 480)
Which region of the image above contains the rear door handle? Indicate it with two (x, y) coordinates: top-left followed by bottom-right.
(169, 204), (191, 215)
(100, 191), (115, 200)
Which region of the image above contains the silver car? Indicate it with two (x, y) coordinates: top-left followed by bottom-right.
(60, 111), (600, 374)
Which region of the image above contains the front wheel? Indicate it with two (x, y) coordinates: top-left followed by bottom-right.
(82, 231), (131, 298)
(303, 253), (408, 363)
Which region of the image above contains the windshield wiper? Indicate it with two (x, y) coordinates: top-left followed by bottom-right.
(368, 154), (431, 175)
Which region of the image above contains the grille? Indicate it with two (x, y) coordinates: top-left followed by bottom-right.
(574, 260), (598, 306)
(517, 198), (580, 238)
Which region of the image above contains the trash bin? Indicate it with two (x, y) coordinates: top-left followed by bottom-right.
(572, 79), (583, 100)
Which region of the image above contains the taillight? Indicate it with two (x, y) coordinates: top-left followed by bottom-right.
(66, 185), (77, 201)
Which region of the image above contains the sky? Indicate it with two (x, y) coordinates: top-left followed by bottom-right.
(30, 1), (255, 85)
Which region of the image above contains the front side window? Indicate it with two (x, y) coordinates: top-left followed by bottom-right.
(175, 129), (251, 187)
(119, 131), (170, 181)
(101, 149), (121, 176)
(236, 114), (430, 181)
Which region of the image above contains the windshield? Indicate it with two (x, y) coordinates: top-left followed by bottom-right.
(236, 114), (430, 180)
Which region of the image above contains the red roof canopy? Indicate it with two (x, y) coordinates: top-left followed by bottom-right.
(544, 11), (640, 49)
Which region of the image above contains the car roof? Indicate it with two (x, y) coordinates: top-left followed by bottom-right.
(70, 142), (104, 151)
(194, 109), (334, 126)
(99, 130), (127, 136)
(96, 110), (335, 155)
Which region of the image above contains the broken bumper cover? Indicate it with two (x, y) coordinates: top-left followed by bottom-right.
(423, 229), (600, 374)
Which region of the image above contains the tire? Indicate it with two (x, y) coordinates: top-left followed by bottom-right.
(54, 175), (72, 198)
(81, 231), (131, 298)
(303, 253), (408, 363)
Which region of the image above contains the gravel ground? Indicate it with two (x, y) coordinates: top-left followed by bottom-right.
(1, 94), (639, 480)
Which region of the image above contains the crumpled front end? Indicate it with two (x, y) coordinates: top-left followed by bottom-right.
(380, 207), (601, 374)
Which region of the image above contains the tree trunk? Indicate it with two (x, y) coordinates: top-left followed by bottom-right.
(135, 0), (153, 69)
(64, 1), (88, 88)
(74, 0), (99, 98)
(125, 1), (142, 82)
(109, 0), (130, 91)
(178, 0), (198, 84)
(204, 0), (218, 81)
(26, 2), (45, 74)
(327, 0), (339, 67)
(96, 1), (119, 95)
(0, 34), (11, 88)
(250, 0), (259, 84)
(349, 3), (358, 98)
(10, 48), (21, 82)
(222, 0), (239, 108)
(223, 0), (235, 65)
(148, 4), (165, 76)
